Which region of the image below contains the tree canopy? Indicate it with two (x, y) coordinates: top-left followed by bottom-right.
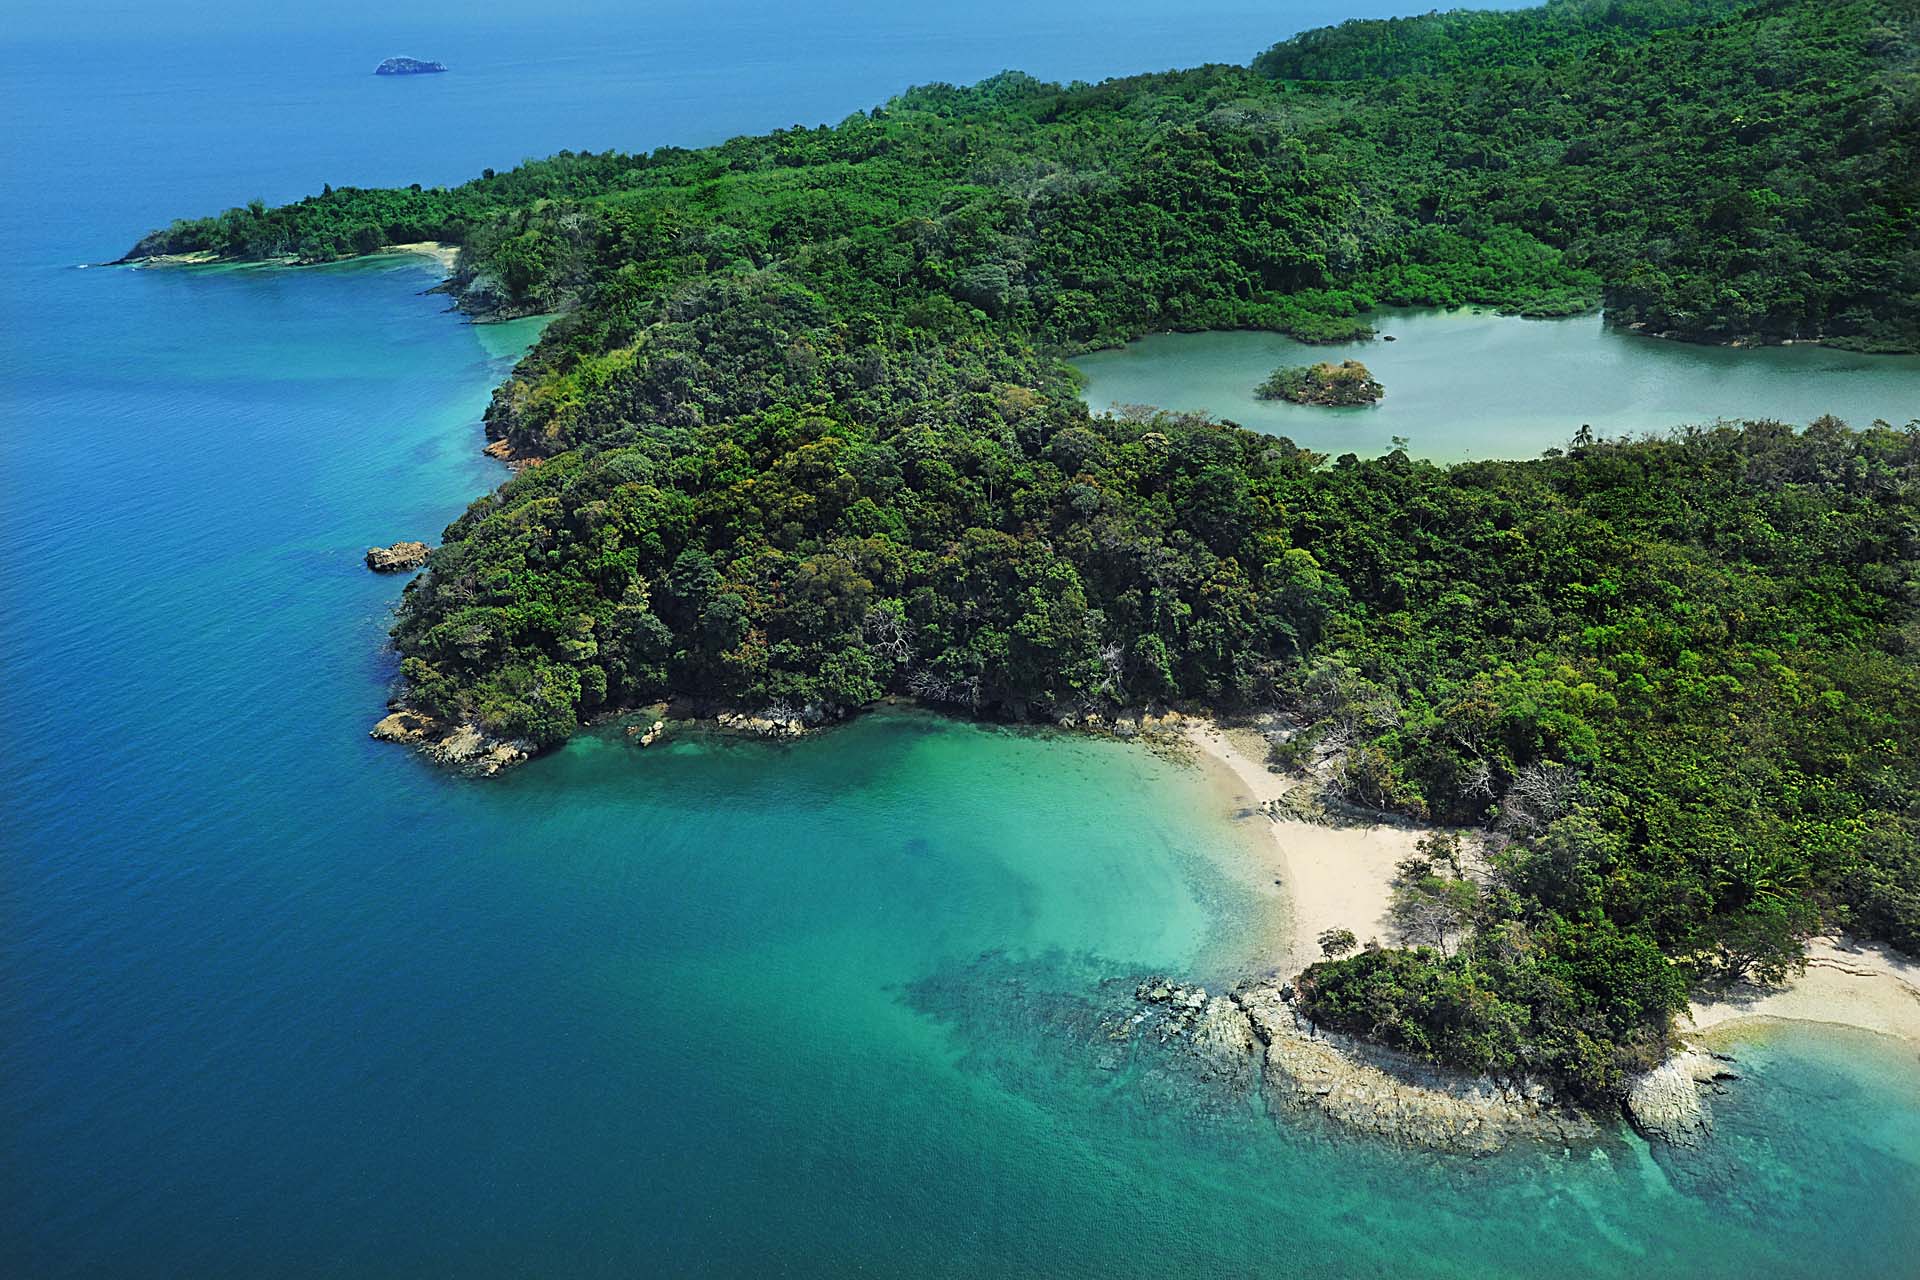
(141, 0), (1920, 1101)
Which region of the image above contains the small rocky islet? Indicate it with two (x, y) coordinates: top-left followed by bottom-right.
(373, 57), (447, 76)
(364, 540), (432, 572)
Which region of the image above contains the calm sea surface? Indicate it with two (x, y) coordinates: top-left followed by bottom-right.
(6, 6), (1920, 1277)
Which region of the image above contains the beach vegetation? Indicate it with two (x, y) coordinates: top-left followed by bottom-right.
(138, 0), (1920, 1100)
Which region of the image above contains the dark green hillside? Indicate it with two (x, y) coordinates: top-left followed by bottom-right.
(139, 0), (1920, 1100)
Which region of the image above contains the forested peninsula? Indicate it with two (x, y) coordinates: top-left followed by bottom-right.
(133, 0), (1920, 1106)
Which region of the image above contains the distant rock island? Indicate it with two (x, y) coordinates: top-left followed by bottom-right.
(374, 57), (447, 76)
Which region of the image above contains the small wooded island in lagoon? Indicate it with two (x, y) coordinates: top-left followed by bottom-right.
(130, 0), (1919, 1131)
(1257, 360), (1384, 405)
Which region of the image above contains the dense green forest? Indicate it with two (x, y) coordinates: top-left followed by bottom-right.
(139, 0), (1920, 1101)
(133, 0), (1919, 350)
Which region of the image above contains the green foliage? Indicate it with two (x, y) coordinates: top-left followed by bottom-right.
(1298, 915), (1689, 1100)
(1256, 360), (1383, 405)
(152, 0), (1920, 1099)
(133, 0), (1919, 349)
(1317, 927), (1360, 960)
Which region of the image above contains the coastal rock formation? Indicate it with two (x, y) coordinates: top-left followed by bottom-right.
(370, 709), (529, 776)
(715, 711), (807, 737)
(373, 57), (447, 76)
(1623, 1049), (1739, 1147)
(481, 437), (541, 469)
(369, 709), (438, 743)
(1130, 977), (1595, 1154)
(1132, 981), (1261, 1093)
(365, 541), (431, 572)
(710, 703), (850, 738)
(1051, 705), (1189, 741)
(438, 270), (552, 325)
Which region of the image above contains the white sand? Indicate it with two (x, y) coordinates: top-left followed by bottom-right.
(1183, 720), (1425, 979)
(1688, 937), (1920, 1046)
(385, 240), (460, 272)
(1185, 722), (1920, 1046)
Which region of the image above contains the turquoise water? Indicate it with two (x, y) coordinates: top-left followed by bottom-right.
(7, 8), (1920, 1278)
(1073, 311), (1920, 462)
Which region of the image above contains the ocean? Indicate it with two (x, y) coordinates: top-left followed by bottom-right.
(5, 6), (1919, 1276)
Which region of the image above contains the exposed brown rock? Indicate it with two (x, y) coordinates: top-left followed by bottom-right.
(365, 541), (432, 572)
(370, 710), (438, 743)
(369, 709), (531, 776)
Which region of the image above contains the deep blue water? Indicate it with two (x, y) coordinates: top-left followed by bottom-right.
(7, 7), (1920, 1277)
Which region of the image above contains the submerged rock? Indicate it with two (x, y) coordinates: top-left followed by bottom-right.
(1623, 1049), (1740, 1147)
(365, 540), (431, 572)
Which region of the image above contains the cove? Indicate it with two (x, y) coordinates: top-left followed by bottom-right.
(1072, 310), (1920, 462)
(9, 11), (1920, 1279)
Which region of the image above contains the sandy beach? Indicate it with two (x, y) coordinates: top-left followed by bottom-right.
(1182, 720), (1426, 979)
(385, 240), (460, 272)
(1186, 718), (1920, 1049)
(1688, 937), (1920, 1046)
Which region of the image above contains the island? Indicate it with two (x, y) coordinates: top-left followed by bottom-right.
(1256, 360), (1384, 406)
(133, 0), (1919, 1137)
(374, 57), (447, 76)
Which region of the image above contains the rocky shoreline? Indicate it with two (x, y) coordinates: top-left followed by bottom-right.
(360, 689), (1752, 1152)
(369, 709), (530, 776)
(1125, 977), (1599, 1154)
(369, 694), (1205, 774)
(1121, 974), (1761, 1155)
(1621, 1048), (1739, 1147)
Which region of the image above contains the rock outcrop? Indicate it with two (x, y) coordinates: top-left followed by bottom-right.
(365, 541), (431, 572)
(1623, 1049), (1739, 1146)
(1130, 977), (1596, 1154)
(709, 703), (847, 738)
(1051, 705), (1190, 741)
(1129, 980), (1262, 1095)
(715, 711), (807, 738)
(370, 709), (529, 776)
(374, 57), (447, 76)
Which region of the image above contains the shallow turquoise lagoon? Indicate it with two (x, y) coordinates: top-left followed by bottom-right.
(7, 9), (1920, 1277)
(1073, 311), (1920, 462)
